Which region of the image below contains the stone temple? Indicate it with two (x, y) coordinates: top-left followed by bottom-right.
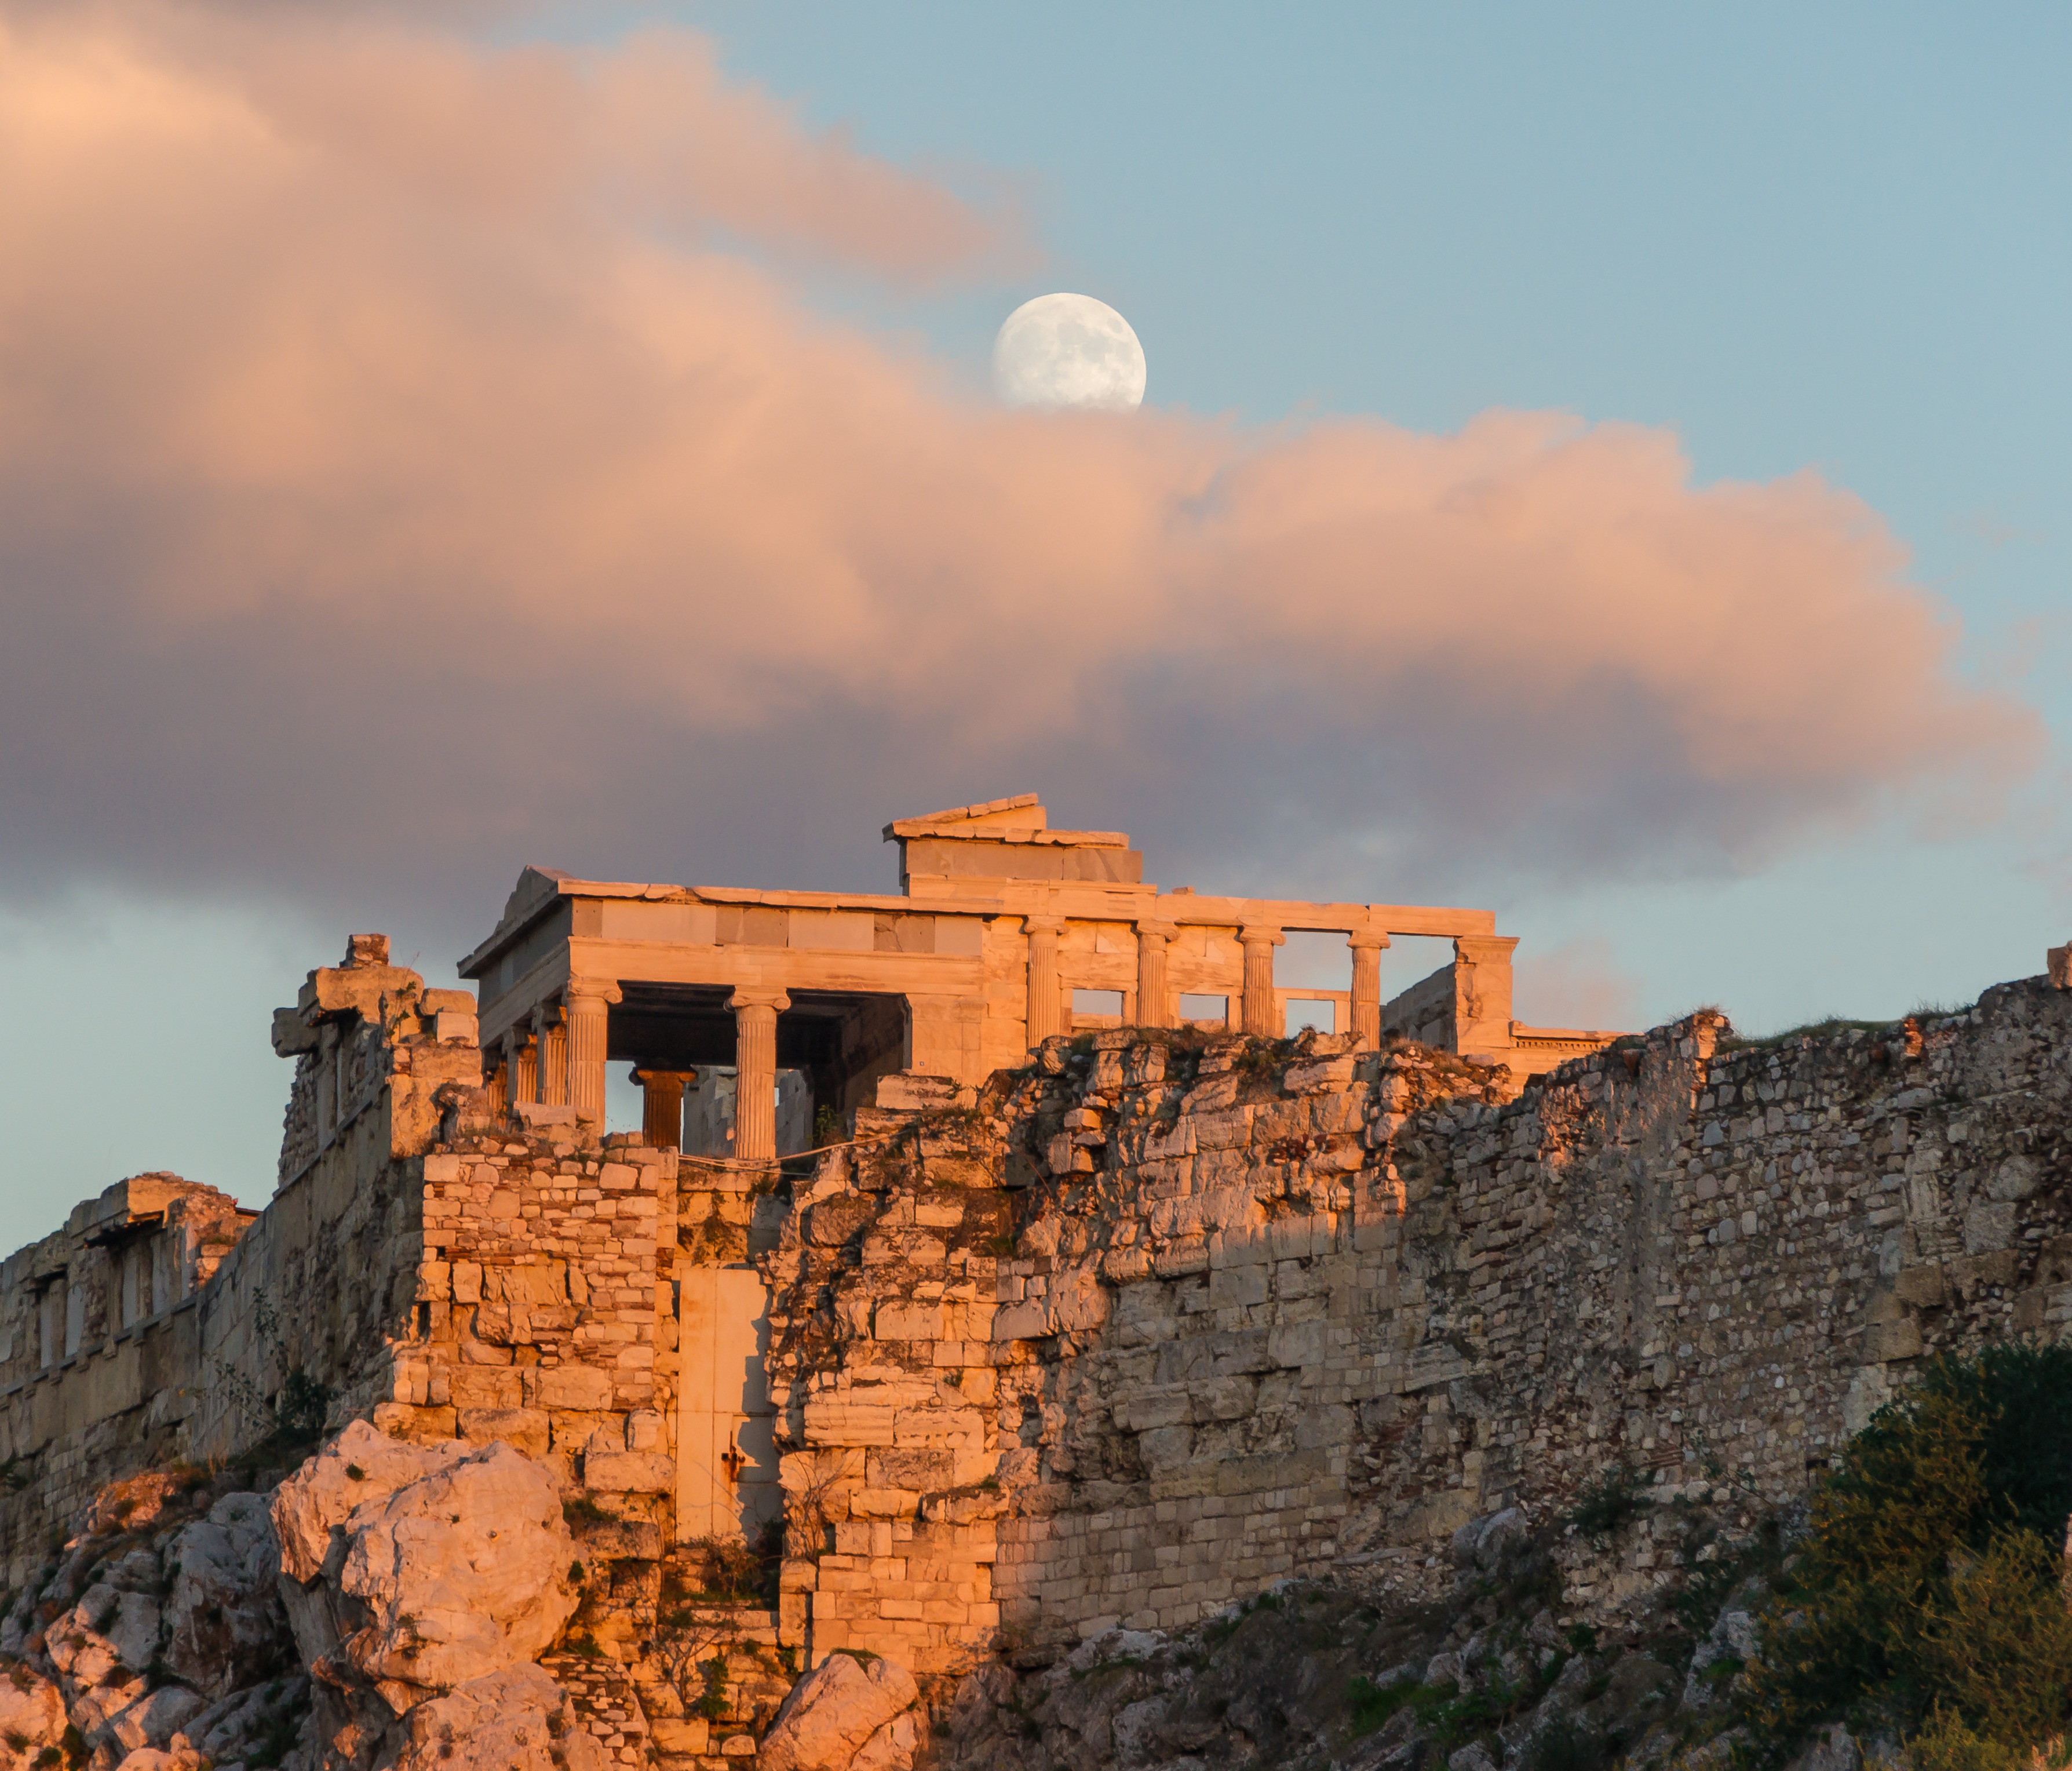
(459, 793), (1617, 1166)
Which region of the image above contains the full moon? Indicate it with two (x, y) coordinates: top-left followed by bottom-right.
(992, 293), (1147, 411)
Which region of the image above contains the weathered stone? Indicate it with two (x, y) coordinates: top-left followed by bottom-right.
(759, 1653), (920, 1771)
(389, 1664), (608, 1771)
(272, 1420), (576, 1713)
(163, 1492), (289, 1699)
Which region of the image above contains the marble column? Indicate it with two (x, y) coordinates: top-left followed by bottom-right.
(1348, 933), (1390, 1048)
(729, 989), (791, 1163)
(509, 1029), (539, 1109)
(635, 1068), (694, 1149)
(1239, 925), (1286, 1037)
(1134, 922), (1176, 1029)
(1024, 916), (1064, 1048)
(565, 979), (621, 1124)
(538, 1007), (569, 1108)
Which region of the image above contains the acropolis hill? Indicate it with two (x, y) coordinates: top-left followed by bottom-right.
(2, 796), (2069, 1771)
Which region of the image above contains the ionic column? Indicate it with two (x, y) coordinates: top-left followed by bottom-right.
(537, 1007), (569, 1107)
(1024, 916), (1064, 1048)
(564, 979), (622, 1124)
(1134, 922), (1176, 1029)
(634, 1068), (694, 1149)
(508, 1029), (539, 1109)
(1348, 933), (1390, 1048)
(1239, 925), (1285, 1036)
(729, 989), (791, 1163)
(483, 1054), (509, 1121)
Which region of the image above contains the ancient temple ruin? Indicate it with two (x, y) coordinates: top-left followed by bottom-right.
(459, 794), (1617, 1165)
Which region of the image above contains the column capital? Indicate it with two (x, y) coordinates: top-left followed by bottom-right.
(1347, 931), (1392, 952)
(566, 976), (623, 1007)
(727, 987), (793, 1015)
(1022, 914), (1064, 938)
(1239, 924), (1286, 948)
(1133, 920), (1180, 944)
(631, 1066), (698, 1088)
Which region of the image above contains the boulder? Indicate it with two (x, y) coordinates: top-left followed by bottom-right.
(1449, 1507), (1526, 1571)
(851, 1711), (922, 1771)
(0, 1663), (67, 1767)
(111, 1752), (205, 1771)
(272, 1420), (467, 1585)
(102, 1685), (207, 1755)
(86, 1472), (183, 1537)
(390, 1664), (608, 1771)
(183, 1674), (313, 1768)
(164, 1491), (290, 1699)
(272, 1419), (577, 1713)
(46, 1585), (160, 1689)
(760, 1653), (920, 1771)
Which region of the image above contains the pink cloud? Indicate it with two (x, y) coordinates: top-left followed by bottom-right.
(0, 5), (2042, 934)
(1512, 938), (1644, 1033)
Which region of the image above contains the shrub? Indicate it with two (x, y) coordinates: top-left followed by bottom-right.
(1348, 1674), (1414, 1736)
(1564, 1466), (1651, 1540)
(1742, 1343), (2072, 1763)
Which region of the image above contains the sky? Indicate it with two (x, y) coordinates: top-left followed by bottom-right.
(3, 2), (2069, 1249)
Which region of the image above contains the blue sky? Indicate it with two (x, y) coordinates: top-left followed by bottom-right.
(3, 3), (2068, 1249)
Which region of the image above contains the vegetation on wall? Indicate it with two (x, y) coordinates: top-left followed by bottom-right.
(1742, 1343), (2072, 1771)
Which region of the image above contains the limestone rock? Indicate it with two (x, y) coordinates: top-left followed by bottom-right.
(46, 1584), (160, 1689)
(183, 1674), (314, 1768)
(851, 1711), (921, 1771)
(272, 1420), (467, 1586)
(1682, 1602), (1760, 1710)
(86, 1473), (184, 1537)
(111, 1751), (205, 1771)
(103, 1685), (207, 1755)
(164, 1491), (290, 1699)
(390, 1664), (608, 1771)
(1449, 1507), (1526, 1571)
(272, 1419), (577, 1713)
(759, 1653), (920, 1771)
(0, 1664), (67, 1766)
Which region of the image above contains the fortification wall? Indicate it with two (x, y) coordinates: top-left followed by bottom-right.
(762, 974), (2072, 1674)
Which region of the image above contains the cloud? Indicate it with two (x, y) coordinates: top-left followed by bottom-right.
(1512, 938), (1644, 1033)
(0, 4), (2043, 946)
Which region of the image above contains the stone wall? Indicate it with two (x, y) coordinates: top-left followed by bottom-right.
(760, 974), (2072, 1675)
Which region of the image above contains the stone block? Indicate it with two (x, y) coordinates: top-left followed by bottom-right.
(876, 1303), (943, 1341)
(371, 1403), (459, 1445)
(457, 1407), (551, 1457)
(537, 1366), (616, 1411)
(583, 1451), (674, 1493)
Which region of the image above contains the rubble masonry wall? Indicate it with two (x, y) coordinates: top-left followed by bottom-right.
(763, 976), (2072, 1672)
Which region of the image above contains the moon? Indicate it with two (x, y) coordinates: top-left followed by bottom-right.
(992, 293), (1147, 411)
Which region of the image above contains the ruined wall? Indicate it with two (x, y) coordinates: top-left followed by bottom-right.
(397, 1132), (677, 1537)
(760, 975), (2072, 1675)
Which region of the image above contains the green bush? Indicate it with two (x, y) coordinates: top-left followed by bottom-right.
(1742, 1343), (2072, 1763)
(1564, 1465), (1651, 1541)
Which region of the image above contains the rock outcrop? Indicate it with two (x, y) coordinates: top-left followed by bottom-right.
(273, 1420), (578, 1716)
(758, 1652), (922, 1771)
(389, 1664), (610, 1771)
